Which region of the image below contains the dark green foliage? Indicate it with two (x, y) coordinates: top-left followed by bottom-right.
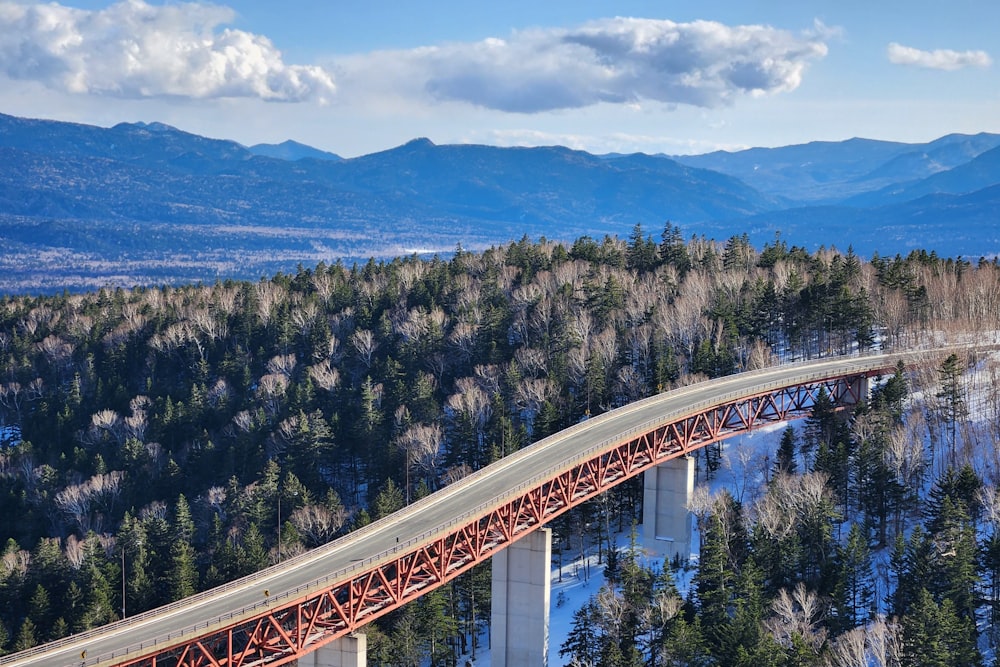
(14, 618), (37, 653)
(936, 353), (967, 463)
(627, 223), (660, 274)
(372, 479), (405, 521)
(832, 523), (874, 631)
(560, 599), (602, 665)
(659, 222), (691, 276)
(776, 425), (798, 475)
(900, 588), (981, 667)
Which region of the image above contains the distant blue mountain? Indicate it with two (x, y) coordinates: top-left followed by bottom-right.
(248, 140), (342, 162)
(858, 133), (1000, 184)
(728, 182), (1000, 259)
(0, 111), (998, 292)
(0, 113), (779, 292)
(672, 133), (1000, 203)
(846, 143), (1000, 207)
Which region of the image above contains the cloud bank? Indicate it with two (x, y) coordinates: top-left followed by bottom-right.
(0, 0), (335, 101)
(887, 42), (992, 71)
(338, 17), (828, 113)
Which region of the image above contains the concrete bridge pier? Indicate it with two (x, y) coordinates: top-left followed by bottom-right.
(308, 633), (366, 667)
(491, 527), (551, 667)
(857, 375), (872, 404)
(642, 456), (694, 562)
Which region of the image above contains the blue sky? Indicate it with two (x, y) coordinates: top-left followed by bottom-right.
(0, 0), (996, 157)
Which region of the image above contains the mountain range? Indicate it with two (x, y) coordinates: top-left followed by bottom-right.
(0, 111), (998, 293)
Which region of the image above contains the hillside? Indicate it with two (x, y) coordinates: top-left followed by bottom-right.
(0, 237), (997, 664)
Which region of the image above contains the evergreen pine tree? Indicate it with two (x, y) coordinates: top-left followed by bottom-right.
(240, 523), (269, 574)
(13, 618), (37, 652)
(49, 617), (68, 642)
(81, 561), (116, 628)
(167, 539), (198, 601)
(892, 525), (933, 617)
(62, 580), (86, 634)
(873, 360), (908, 420)
(900, 588), (981, 667)
(775, 425), (798, 475)
(832, 522), (874, 631)
(658, 615), (712, 667)
(26, 584), (52, 641)
(936, 353), (967, 465)
(560, 598), (603, 665)
(659, 222), (691, 275)
(414, 586), (457, 665)
(852, 415), (896, 546)
(982, 529), (1000, 629)
(173, 494), (195, 544)
(803, 387), (837, 467)
(929, 496), (979, 626)
(372, 478), (405, 520)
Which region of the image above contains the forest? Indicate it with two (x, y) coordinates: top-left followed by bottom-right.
(1, 225), (1000, 665)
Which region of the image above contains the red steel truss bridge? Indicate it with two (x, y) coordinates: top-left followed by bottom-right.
(4, 350), (947, 667)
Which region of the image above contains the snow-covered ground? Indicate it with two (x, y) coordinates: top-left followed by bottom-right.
(457, 422), (790, 666)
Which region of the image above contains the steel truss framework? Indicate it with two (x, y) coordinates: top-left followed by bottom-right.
(116, 373), (875, 667)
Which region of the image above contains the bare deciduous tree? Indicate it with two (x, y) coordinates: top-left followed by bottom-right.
(256, 373), (289, 417)
(64, 534), (87, 569)
(204, 486), (227, 519)
(207, 378), (232, 408)
(514, 377), (555, 435)
(290, 504), (347, 546)
(1, 546), (30, 579)
(440, 463), (473, 486)
(85, 409), (126, 447)
(308, 360), (341, 392)
(54, 470), (125, 534)
(595, 586), (628, 639)
(765, 582), (827, 653)
(37, 335), (74, 375)
(254, 281), (287, 327)
(447, 379), (492, 435)
(232, 410), (255, 434)
(267, 353), (297, 379)
(449, 321), (479, 361)
(752, 472), (834, 542)
(350, 329), (378, 369)
(866, 617), (904, 667)
(396, 422), (444, 499)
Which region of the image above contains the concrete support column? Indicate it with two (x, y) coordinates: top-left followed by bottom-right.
(309, 634), (366, 667)
(491, 527), (551, 667)
(858, 376), (871, 404)
(643, 456), (694, 562)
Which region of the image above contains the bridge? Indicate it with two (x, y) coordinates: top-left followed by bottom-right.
(3, 350), (933, 667)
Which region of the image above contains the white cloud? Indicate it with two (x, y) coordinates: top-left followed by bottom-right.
(334, 17), (828, 113)
(887, 42), (992, 71)
(0, 0), (335, 101)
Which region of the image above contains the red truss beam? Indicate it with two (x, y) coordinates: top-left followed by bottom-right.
(114, 373), (870, 667)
